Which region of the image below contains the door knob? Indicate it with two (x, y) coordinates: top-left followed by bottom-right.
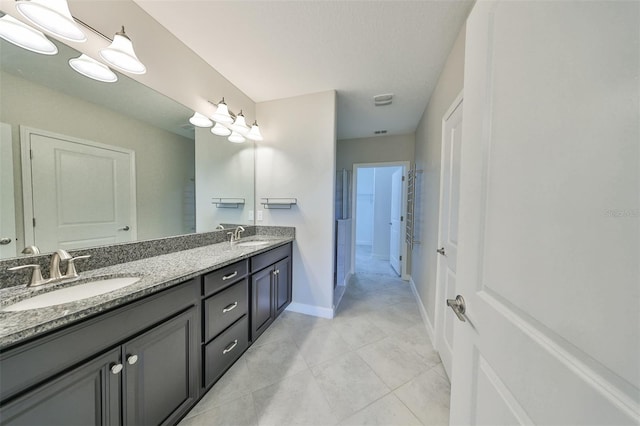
(127, 354), (138, 365)
(118, 226), (130, 231)
(446, 295), (466, 322)
(437, 247), (446, 256)
(0, 237), (11, 245)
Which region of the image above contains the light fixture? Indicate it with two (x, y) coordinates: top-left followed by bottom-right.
(189, 112), (213, 128)
(211, 122), (231, 136)
(15, 0), (86, 42)
(0, 14), (58, 55)
(246, 121), (264, 141)
(211, 98), (233, 124)
(228, 131), (246, 144)
(69, 54), (117, 83)
(99, 26), (146, 74)
(230, 110), (249, 135)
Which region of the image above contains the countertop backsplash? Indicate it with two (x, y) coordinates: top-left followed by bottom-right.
(0, 226), (295, 289)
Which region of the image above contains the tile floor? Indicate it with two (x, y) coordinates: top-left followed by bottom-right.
(354, 245), (399, 277)
(180, 269), (451, 425)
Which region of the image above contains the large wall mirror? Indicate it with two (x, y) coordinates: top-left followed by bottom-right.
(0, 36), (254, 260)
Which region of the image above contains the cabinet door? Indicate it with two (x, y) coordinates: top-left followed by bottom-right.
(275, 257), (291, 315)
(123, 308), (198, 426)
(251, 267), (275, 341)
(0, 348), (121, 426)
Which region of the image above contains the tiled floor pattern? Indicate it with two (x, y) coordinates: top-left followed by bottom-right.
(179, 273), (451, 425)
(355, 245), (399, 277)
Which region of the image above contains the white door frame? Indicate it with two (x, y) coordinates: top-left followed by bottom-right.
(20, 126), (137, 247)
(351, 161), (410, 280)
(434, 91), (463, 362)
(0, 123), (17, 258)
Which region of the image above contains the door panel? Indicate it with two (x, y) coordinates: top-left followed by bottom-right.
(0, 123), (16, 258)
(251, 267), (274, 341)
(436, 96), (463, 379)
(124, 308), (198, 426)
(451, 1), (639, 424)
(0, 349), (121, 426)
(25, 129), (135, 253)
(389, 169), (402, 275)
(275, 257), (291, 314)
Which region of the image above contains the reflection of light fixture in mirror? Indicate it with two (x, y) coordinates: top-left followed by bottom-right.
(99, 26), (146, 74)
(211, 98), (233, 124)
(15, 0), (86, 42)
(211, 122), (231, 136)
(230, 110), (249, 135)
(246, 121), (264, 141)
(69, 54), (117, 83)
(228, 131), (246, 144)
(189, 112), (213, 128)
(0, 14), (58, 55)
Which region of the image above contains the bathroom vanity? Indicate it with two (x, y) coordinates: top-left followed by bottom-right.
(0, 236), (293, 425)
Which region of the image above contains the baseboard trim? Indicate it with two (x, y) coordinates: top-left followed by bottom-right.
(286, 301), (334, 319)
(409, 277), (435, 345)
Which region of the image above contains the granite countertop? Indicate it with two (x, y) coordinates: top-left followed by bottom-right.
(0, 236), (293, 349)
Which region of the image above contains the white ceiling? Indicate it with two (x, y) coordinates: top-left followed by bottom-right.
(133, 0), (473, 140)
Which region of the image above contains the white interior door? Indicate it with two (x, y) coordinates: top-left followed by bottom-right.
(435, 95), (463, 380)
(450, 1), (639, 424)
(389, 168), (402, 275)
(22, 128), (136, 253)
(0, 123), (17, 258)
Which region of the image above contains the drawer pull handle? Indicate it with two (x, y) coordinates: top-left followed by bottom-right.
(222, 271), (238, 281)
(110, 363), (123, 375)
(223, 302), (238, 313)
(223, 339), (238, 354)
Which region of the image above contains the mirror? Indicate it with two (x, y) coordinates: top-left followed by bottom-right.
(0, 36), (254, 259)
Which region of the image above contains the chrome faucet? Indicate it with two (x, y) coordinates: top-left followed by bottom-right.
(227, 226), (245, 245)
(7, 249), (91, 287)
(50, 249), (72, 280)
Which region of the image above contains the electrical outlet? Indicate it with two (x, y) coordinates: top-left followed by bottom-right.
(257, 210), (263, 221)
(248, 210), (254, 221)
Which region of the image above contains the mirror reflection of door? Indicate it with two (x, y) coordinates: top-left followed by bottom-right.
(0, 123), (17, 258)
(22, 127), (136, 253)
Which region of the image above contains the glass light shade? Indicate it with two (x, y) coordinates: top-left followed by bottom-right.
(189, 112), (213, 128)
(230, 111), (249, 135)
(0, 14), (58, 55)
(211, 122), (231, 136)
(228, 131), (246, 144)
(211, 100), (233, 124)
(15, 0), (86, 42)
(246, 122), (264, 141)
(69, 54), (117, 83)
(99, 28), (146, 74)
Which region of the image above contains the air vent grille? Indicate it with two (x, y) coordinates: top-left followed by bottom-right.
(373, 93), (393, 106)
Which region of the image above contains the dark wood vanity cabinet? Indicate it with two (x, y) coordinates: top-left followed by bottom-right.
(0, 242), (293, 425)
(0, 279), (200, 426)
(250, 243), (292, 342)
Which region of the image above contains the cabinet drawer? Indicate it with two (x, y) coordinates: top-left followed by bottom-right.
(203, 260), (248, 296)
(250, 243), (291, 272)
(204, 279), (248, 342)
(204, 316), (249, 387)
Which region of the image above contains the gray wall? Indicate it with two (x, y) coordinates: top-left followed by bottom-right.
(1, 71), (195, 247)
(411, 24), (466, 327)
(337, 133), (415, 172)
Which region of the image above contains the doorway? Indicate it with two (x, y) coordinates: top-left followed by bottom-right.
(352, 162), (409, 279)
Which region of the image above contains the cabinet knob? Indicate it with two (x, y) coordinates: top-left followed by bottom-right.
(110, 363), (124, 375)
(127, 354), (138, 365)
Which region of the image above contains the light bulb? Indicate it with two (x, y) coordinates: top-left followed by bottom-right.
(246, 121), (264, 141)
(99, 27), (146, 74)
(69, 54), (118, 83)
(189, 112), (213, 128)
(212, 98), (233, 124)
(211, 122), (231, 136)
(228, 131), (246, 143)
(230, 110), (249, 135)
(15, 0), (86, 42)
(0, 14), (58, 55)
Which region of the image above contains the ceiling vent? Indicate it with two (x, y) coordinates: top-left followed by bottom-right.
(373, 93), (393, 106)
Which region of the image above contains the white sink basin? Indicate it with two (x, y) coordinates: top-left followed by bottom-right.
(2, 277), (141, 312)
(235, 240), (270, 247)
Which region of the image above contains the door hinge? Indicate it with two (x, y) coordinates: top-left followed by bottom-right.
(401, 216), (404, 222)
(402, 175), (405, 182)
(32, 218), (36, 227)
(399, 255), (403, 261)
